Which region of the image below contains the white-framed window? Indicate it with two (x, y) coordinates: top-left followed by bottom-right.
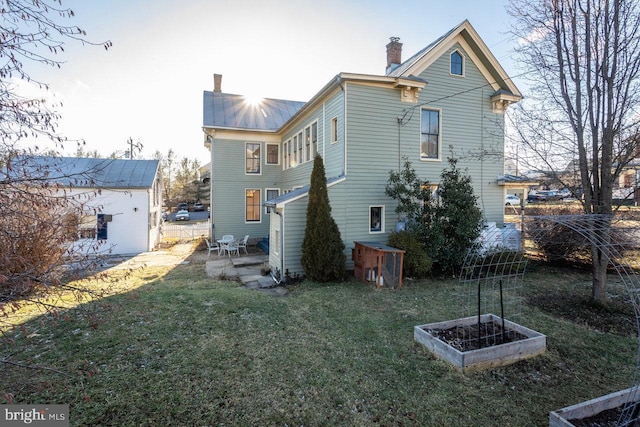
(265, 188), (280, 214)
(450, 50), (464, 76)
(305, 126), (311, 161)
(420, 108), (441, 161)
(369, 206), (384, 233)
(331, 117), (338, 144)
(245, 142), (261, 174)
(311, 121), (318, 158)
(266, 143), (279, 165)
(283, 140), (289, 170)
(287, 139), (293, 169)
(292, 134), (298, 167)
(245, 188), (261, 222)
(297, 131), (303, 164)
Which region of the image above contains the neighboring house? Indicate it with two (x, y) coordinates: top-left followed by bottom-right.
(202, 20), (522, 277)
(14, 156), (163, 255)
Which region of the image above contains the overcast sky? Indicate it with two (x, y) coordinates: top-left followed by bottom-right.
(23, 0), (519, 164)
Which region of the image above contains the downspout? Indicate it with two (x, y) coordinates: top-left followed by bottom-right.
(205, 131), (216, 240)
(270, 209), (285, 285)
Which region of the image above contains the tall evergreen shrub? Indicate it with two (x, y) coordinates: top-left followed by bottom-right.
(301, 154), (346, 282)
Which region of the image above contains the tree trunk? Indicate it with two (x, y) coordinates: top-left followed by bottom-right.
(591, 246), (609, 305)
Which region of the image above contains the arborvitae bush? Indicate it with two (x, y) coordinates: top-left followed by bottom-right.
(301, 154), (346, 282)
(388, 231), (432, 278)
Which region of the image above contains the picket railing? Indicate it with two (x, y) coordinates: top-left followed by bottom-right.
(161, 221), (210, 241)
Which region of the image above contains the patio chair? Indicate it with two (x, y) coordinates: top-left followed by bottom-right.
(223, 238), (240, 257)
(217, 235), (234, 256)
(237, 235), (249, 254)
(205, 238), (221, 257)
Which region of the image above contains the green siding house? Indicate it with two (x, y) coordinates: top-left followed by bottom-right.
(202, 20), (522, 278)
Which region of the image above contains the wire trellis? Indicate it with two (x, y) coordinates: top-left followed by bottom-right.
(523, 214), (640, 427)
(457, 245), (529, 352)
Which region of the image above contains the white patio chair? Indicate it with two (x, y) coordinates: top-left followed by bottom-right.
(237, 235), (249, 254)
(224, 238), (240, 257)
(218, 235), (234, 256)
(205, 238), (221, 257)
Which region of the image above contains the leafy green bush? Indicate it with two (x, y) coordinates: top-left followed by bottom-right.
(388, 231), (432, 278)
(386, 156), (483, 276)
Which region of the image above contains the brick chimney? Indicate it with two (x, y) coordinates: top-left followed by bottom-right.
(386, 37), (402, 74)
(213, 74), (222, 93)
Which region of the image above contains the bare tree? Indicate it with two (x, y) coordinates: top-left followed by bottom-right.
(509, 0), (640, 304)
(0, 1), (111, 319)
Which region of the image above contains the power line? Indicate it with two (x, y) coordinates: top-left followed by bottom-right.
(397, 70), (531, 125)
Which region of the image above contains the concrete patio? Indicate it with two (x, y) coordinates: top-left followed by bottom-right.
(205, 251), (288, 296)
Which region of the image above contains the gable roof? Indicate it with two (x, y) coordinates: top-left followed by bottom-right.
(3, 156), (160, 189)
(387, 20), (522, 98)
(203, 92), (306, 132)
(202, 20), (520, 135)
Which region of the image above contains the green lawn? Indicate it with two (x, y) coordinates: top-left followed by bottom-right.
(1, 248), (636, 426)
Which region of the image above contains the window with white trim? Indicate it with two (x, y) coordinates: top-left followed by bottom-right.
(245, 142), (261, 174)
(283, 140), (289, 169)
(266, 144), (279, 165)
(245, 189), (261, 222)
(420, 109), (440, 160)
(292, 134), (298, 167)
(369, 206), (384, 233)
(305, 126), (311, 161)
(297, 131), (303, 164)
(311, 122), (318, 158)
(450, 50), (464, 76)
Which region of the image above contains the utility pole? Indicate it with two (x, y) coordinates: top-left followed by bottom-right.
(126, 137), (143, 159)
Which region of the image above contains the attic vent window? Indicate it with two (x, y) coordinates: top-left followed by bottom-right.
(450, 51), (464, 76)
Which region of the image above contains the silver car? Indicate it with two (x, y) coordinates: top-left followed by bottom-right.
(175, 209), (190, 221)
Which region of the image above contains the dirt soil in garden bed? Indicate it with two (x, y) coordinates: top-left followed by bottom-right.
(569, 406), (623, 427)
(427, 320), (529, 352)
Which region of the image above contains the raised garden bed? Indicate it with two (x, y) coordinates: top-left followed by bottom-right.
(549, 386), (639, 427)
(414, 313), (546, 372)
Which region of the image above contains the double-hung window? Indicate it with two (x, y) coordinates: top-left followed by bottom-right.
(246, 189), (261, 222)
(311, 122), (318, 158)
(297, 131), (303, 164)
(266, 144), (279, 165)
(420, 109), (440, 160)
(305, 127), (311, 161)
(246, 142), (261, 174)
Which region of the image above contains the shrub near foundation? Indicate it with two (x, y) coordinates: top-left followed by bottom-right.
(388, 230), (432, 278)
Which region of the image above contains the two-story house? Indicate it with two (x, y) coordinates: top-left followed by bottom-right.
(202, 20), (522, 277)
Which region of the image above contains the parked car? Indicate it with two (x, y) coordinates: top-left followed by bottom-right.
(505, 195), (521, 206)
(527, 191), (547, 202)
(193, 202), (204, 211)
(177, 202), (189, 211)
(557, 188), (572, 199)
(175, 209), (190, 221)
